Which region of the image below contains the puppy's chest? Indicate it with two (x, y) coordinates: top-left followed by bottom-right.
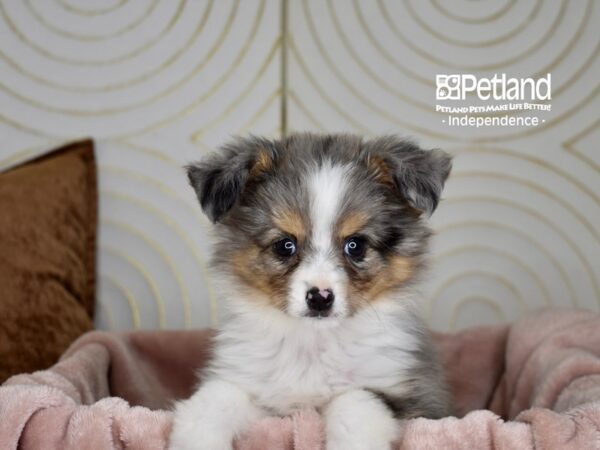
(215, 329), (409, 414)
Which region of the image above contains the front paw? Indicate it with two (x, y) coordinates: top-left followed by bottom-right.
(326, 429), (395, 450)
(169, 410), (233, 450)
(325, 390), (398, 450)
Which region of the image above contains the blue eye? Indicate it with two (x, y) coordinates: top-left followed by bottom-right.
(344, 237), (367, 260)
(274, 237), (296, 257)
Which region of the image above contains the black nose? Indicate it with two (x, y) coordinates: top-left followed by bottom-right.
(306, 287), (334, 312)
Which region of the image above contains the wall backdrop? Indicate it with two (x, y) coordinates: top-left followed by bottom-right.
(1, 0), (598, 332)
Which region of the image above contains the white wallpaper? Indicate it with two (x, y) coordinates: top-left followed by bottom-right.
(0, 0), (598, 332)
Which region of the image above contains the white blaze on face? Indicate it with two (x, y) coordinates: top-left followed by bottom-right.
(288, 162), (350, 319)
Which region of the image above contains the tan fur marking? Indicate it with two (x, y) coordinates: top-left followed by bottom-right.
(273, 209), (306, 241)
(337, 211), (368, 238)
(367, 154), (395, 189)
(249, 149), (272, 178)
(230, 247), (287, 310)
(348, 255), (415, 313)
(368, 155), (423, 217)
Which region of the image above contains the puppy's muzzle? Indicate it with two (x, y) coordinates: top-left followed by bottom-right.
(306, 287), (334, 317)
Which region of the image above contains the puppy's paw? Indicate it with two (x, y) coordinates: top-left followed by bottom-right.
(169, 379), (263, 450)
(325, 390), (397, 450)
(326, 422), (396, 450)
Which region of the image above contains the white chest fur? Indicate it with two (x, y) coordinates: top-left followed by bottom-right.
(208, 303), (419, 415)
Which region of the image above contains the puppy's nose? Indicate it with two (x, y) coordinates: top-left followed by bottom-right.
(306, 287), (334, 312)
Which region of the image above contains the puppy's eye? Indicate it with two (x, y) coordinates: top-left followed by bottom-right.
(273, 237), (297, 257)
(344, 236), (367, 260)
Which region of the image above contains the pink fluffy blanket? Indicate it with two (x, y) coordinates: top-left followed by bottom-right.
(2, 308), (600, 449)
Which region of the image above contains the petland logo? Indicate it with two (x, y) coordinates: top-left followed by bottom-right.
(435, 73), (552, 128)
(436, 74), (551, 101)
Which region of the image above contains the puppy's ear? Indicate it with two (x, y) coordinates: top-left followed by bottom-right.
(364, 136), (452, 216)
(186, 136), (277, 223)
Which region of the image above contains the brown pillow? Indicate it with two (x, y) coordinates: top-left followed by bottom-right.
(0, 140), (97, 383)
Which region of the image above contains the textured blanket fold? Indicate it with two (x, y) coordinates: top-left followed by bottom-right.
(2, 308), (600, 449)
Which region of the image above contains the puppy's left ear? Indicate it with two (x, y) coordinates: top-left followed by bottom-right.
(364, 136), (452, 216)
(186, 136), (276, 223)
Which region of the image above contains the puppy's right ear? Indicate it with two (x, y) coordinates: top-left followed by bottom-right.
(186, 136), (277, 223)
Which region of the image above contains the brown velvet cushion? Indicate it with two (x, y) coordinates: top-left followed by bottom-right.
(0, 140), (97, 383)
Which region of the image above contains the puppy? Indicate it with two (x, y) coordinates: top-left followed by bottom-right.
(170, 133), (452, 450)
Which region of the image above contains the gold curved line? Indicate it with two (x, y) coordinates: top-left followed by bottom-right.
(99, 164), (210, 233)
(563, 118), (600, 174)
(0, 2), (203, 92)
(102, 218), (179, 329)
(405, 0), (541, 48)
(116, 0), (268, 140)
(98, 300), (117, 331)
(0, 1), (253, 116)
(449, 296), (507, 330)
(192, 36), (281, 141)
(26, 0), (160, 42)
(57, 0), (126, 16)
(452, 147), (600, 208)
(436, 220), (577, 305)
(288, 35), (370, 133)
(377, 0), (566, 71)
(431, 0), (515, 24)
(100, 270), (141, 329)
(445, 196), (600, 304)
(0, 141), (64, 169)
(238, 88), (281, 134)
(298, 1), (461, 141)
(103, 190), (219, 326)
(326, 0), (432, 113)
(528, 0), (595, 94)
(431, 269), (527, 312)
(1, 0), (258, 119)
(0, 0), (179, 66)
(113, 140), (183, 166)
(102, 242), (164, 329)
(287, 90), (327, 132)
(0, 111), (66, 137)
(428, 245), (551, 318)
(453, 170), (600, 244)
(354, 0), (432, 87)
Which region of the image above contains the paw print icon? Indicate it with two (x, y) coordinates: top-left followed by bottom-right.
(436, 75), (461, 100)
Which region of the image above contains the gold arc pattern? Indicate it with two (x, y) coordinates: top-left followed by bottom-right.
(428, 246), (551, 317)
(26, 0), (160, 42)
(431, 0), (515, 25)
(57, 0), (127, 16)
(100, 275), (138, 330)
(378, 0), (566, 71)
(406, 0), (542, 48)
(449, 296), (507, 330)
(444, 196), (600, 304)
(429, 269), (528, 314)
(103, 189), (219, 326)
(1, 0), (174, 66)
(436, 220), (577, 305)
(0, 1), (206, 91)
